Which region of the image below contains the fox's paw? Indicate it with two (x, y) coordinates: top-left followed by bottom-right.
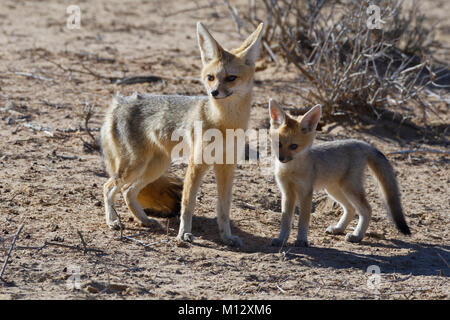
(294, 239), (309, 247)
(326, 225), (345, 235)
(270, 238), (286, 247)
(108, 220), (124, 231)
(177, 232), (194, 243)
(223, 235), (243, 247)
(345, 233), (363, 243)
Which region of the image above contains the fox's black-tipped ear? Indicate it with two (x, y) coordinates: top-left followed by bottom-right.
(299, 105), (321, 133)
(269, 99), (286, 128)
(237, 23), (264, 66)
(197, 22), (222, 65)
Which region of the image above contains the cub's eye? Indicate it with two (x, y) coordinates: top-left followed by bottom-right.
(289, 144), (298, 150)
(225, 75), (237, 82)
(207, 75), (215, 81)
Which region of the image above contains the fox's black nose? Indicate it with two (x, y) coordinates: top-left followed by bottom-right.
(211, 90), (219, 97)
(278, 155), (285, 162)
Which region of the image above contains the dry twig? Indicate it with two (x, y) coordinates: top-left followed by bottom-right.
(0, 224), (24, 281)
(13, 240), (104, 255)
(77, 230), (88, 253)
(121, 234), (170, 249)
(14, 71), (54, 83)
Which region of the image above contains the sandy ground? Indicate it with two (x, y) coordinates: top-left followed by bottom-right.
(0, 0), (449, 300)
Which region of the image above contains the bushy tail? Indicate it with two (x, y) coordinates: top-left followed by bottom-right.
(367, 148), (410, 235)
(137, 173), (183, 218)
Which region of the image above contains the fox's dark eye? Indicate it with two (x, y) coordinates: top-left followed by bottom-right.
(225, 75), (237, 82)
(289, 144), (298, 150)
(207, 75), (215, 81)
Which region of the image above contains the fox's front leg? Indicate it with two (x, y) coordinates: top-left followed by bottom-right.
(271, 181), (296, 247)
(177, 162), (209, 242)
(213, 164), (242, 247)
(295, 189), (313, 247)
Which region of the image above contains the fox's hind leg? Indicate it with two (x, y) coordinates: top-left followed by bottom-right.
(122, 154), (170, 228)
(104, 177), (123, 230)
(325, 185), (356, 235)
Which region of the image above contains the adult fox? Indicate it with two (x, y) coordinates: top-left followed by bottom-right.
(101, 22), (264, 246)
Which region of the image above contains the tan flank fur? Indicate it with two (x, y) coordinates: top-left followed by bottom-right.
(268, 99), (410, 247)
(100, 22), (264, 246)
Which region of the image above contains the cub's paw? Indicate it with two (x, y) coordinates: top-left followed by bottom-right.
(345, 233), (363, 243)
(294, 239), (309, 247)
(326, 225), (345, 235)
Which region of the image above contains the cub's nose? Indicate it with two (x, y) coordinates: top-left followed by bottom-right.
(278, 155), (285, 162)
(211, 90), (219, 97)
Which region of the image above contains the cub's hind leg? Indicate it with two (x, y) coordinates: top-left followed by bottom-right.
(325, 185), (356, 235)
(339, 182), (372, 243)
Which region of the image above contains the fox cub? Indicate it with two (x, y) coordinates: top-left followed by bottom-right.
(268, 99), (410, 247)
(101, 22), (264, 246)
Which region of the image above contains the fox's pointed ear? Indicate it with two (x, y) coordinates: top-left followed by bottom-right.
(299, 105), (321, 133)
(197, 22), (222, 65)
(269, 99), (286, 127)
(236, 23), (264, 66)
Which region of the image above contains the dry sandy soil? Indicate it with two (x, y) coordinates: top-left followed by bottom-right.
(0, 0), (449, 300)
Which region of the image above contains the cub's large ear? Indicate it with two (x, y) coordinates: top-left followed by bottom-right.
(299, 105), (321, 133)
(197, 22), (223, 65)
(269, 99), (286, 128)
(236, 23), (264, 66)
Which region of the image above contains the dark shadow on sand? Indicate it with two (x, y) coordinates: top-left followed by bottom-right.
(185, 216), (449, 277)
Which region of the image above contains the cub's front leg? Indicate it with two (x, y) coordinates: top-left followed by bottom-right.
(271, 179), (296, 247)
(295, 189), (313, 247)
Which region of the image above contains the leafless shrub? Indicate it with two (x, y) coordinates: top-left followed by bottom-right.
(383, 0), (439, 57)
(226, 0), (448, 126)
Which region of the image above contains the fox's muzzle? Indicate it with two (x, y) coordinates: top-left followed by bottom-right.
(278, 155), (292, 163)
(211, 90), (232, 99)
